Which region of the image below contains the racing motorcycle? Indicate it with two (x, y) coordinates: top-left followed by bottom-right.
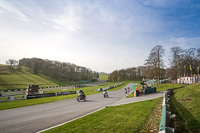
(103, 91), (108, 98)
(77, 93), (86, 102)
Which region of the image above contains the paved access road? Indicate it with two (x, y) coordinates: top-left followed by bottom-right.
(0, 84), (132, 133)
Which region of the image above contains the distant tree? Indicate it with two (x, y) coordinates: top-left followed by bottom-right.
(169, 47), (183, 80)
(19, 58), (97, 81)
(145, 45), (165, 84)
(108, 70), (118, 82)
(6, 59), (18, 69)
(96, 72), (99, 79)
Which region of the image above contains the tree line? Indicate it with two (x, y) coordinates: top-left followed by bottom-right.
(108, 46), (200, 83)
(17, 58), (99, 81)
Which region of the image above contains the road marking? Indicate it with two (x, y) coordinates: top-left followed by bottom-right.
(36, 106), (106, 133)
(37, 83), (135, 133)
(111, 95), (163, 106)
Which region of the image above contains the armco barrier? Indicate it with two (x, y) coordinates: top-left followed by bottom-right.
(27, 91), (77, 99)
(159, 90), (174, 133)
(1, 84), (85, 92)
(97, 83), (125, 92)
(27, 93), (56, 99)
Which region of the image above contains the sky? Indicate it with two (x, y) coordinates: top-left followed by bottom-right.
(0, 0), (200, 73)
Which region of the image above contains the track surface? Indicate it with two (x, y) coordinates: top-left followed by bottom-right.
(0, 84), (131, 133)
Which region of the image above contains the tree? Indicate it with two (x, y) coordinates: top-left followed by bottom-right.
(145, 45), (165, 84)
(6, 59), (18, 69)
(169, 47), (183, 80)
(19, 58), (97, 81)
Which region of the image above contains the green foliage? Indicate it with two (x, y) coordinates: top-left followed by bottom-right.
(170, 84), (200, 132)
(44, 98), (161, 133)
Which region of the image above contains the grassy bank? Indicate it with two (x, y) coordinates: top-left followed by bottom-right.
(170, 84), (200, 132)
(155, 83), (186, 91)
(44, 98), (161, 133)
(0, 69), (58, 90)
(0, 67), (90, 90)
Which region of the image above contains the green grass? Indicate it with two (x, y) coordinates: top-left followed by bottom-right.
(155, 83), (186, 92)
(0, 82), (130, 110)
(0, 67), (82, 90)
(169, 84), (200, 132)
(99, 74), (108, 80)
(126, 91), (135, 98)
(0, 94), (77, 110)
(0, 70), (58, 90)
(45, 82), (129, 94)
(44, 98), (161, 133)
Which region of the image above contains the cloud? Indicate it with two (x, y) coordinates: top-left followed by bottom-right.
(0, 0), (199, 72)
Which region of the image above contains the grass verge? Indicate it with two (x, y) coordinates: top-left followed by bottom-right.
(169, 84), (200, 133)
(139, 97), (163, 133)
(0, 94), (76, 110)
(44, 98), (161, 133)
(155, 83), (186, 92)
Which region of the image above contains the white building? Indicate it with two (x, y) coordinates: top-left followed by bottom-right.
(177, 76), (199, 84)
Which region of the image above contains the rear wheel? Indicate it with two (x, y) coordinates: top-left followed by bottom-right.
(84, 96), (87, 101)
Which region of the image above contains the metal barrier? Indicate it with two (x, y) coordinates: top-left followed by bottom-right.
(159, 90), (174, 133)
(97, 83), (125, 92)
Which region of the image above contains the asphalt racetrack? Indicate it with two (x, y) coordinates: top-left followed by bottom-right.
(0, 84), (132, 133)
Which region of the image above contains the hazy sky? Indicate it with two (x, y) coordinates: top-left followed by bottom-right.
(0, 0), (200, 73)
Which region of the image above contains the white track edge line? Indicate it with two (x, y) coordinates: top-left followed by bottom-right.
(37, 84), (133, 133)
(36, 106), (105, 133)
(111, 95), (163, 106)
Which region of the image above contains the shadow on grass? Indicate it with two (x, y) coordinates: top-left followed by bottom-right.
(170, 95), (200, 133)
(17, 71), (35, 83)
(171, 86), (185, 90)
(0, 78), (16, 90)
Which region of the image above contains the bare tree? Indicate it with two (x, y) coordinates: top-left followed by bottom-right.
(6, 59), (18, 69)
(169, 47), (183, 80)
(145, 45), (165, 84)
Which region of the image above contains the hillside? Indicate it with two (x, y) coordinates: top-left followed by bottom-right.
(0, 66), (80, 90)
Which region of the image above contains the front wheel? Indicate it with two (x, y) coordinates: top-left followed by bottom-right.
(77, 96), (80, 102)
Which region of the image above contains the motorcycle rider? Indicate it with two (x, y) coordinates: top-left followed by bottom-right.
(79, 89), (86, 98)
(103, 90), (108, 97)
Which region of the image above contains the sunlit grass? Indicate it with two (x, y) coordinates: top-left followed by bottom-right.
(44, 98), (161, 133)
(170, 84), (200, 132)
